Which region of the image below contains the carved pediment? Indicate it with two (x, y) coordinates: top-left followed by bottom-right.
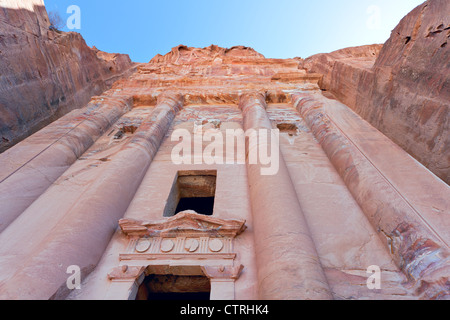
(119, 211), (247, 238)
(117, 211), (246, 262)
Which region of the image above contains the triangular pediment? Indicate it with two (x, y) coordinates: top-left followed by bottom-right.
(119, 210), (246, 238)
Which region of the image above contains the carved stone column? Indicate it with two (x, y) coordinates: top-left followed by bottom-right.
(0, 95), (133, 233)
(0, 92), (184, 300)
(106, 266), (146, 300)
(292, 92), (450, 300)
(239, 92), (332, 300)
(201, 265), (244, 300)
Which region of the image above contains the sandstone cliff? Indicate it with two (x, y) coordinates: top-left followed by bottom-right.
(0, 0), (136, 152)
(303, 0), (449, 184)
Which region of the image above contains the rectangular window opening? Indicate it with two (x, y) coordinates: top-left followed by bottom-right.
(164, 170), (217, 217)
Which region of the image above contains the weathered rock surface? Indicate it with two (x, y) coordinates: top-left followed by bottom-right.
(0, 1), (448, 302)
(302, 44), (383, 94)
(118, 44), (321, 107)
(303, 0), (449, 184)
(0, 0), (136, 152)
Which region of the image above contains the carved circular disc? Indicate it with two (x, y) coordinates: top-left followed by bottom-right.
(209, 239), (224, 252)
(185, 239), (200, 253)
(135, 239), (151, 253)
(160, 239), (175, 253)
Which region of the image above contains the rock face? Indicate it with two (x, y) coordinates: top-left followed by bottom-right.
(302, 44), (383, 94)
(303, 0), (449, 184)
(0, 1), (448, 302)
(0, 41), (448, 301)
(0, 0), (136, 152)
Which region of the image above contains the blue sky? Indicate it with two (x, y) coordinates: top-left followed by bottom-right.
(44, 0), (425, 63)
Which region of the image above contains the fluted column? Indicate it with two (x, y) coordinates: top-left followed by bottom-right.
(0, 92), (184, 300)
(292, 92), (450, 300)
(239, 92), (332, 300)
(0, 95), (132, 233)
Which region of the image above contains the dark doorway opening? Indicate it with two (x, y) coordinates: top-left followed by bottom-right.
(145, 291), (211, 301)
(136, 274), (211, 301)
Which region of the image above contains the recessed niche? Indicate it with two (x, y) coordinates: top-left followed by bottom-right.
(163, 170), (217, 217)
(113, 124), (139, 140)
(277, 123), (299, 136)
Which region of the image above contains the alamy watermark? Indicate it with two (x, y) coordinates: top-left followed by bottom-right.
(48, 5), (81, 31)
(66, 5), (81, 30)
(366, 5), (381, 30)
(367, 265), (382, 290)
(66, 265), (81, 290)
(171, 125), (280, 176)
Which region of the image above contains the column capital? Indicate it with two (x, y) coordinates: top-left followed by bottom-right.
(238, 91), (267, 111)
(108, 265), (145, 282)
(201, 265), (244, 280)
(156, 91), (185, 110)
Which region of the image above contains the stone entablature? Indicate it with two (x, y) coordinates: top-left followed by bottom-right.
(107, 211), (247, 300)
(117, 211), (246, 262)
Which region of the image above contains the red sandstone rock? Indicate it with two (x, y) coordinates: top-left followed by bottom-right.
(0, 0), (136, 152)
(293, 92), (450, 300)
(0, 0), (448, 302)
(302, 44), (383, 92)
(303, 0), (450, 184)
